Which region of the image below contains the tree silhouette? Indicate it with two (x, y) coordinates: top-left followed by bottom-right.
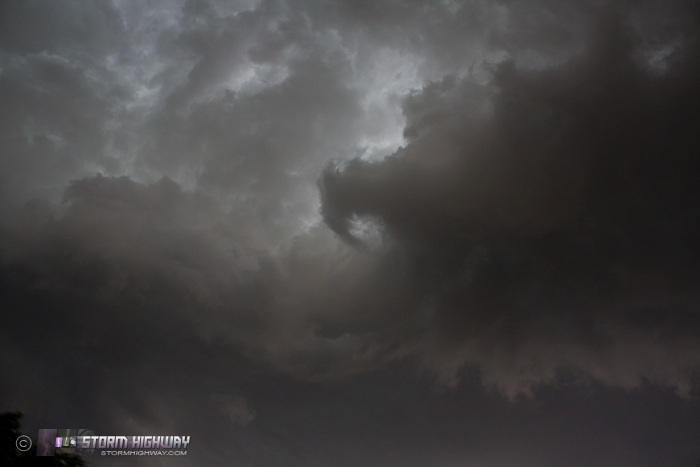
(1, 412), (87, 466)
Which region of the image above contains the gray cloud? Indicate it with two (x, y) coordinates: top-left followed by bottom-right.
(319, 5), (700, 397)
(2, 1), (700, 466)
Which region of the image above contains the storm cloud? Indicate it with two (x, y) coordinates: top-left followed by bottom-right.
(2, 1), (700, 466)
(320, 5), (700, 396)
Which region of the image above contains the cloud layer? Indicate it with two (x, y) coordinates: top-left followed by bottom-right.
(2, 0), (700, 465)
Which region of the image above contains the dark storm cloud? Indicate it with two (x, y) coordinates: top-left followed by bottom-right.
(2, 1), (700, 466)
(320, 5), (700, 396)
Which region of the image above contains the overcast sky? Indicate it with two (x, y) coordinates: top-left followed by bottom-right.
(2, 0), (700, 466)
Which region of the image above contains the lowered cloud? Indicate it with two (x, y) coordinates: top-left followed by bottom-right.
(319, 6), (700, 396)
